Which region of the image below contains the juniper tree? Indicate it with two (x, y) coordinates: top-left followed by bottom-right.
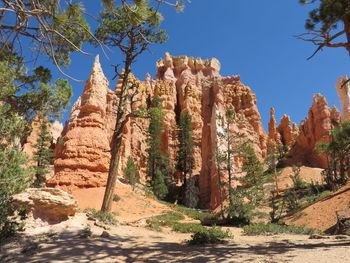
(0, 49), (72, 239)
(0, 148), (32, 239)
(146, 96), (170, 199)
(176, 110), (194, 191)
(297, 0), (350, 58)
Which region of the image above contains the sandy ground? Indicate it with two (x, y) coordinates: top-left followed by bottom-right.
(71, 183), (172, 224)
(1, 213), (350, 263)
(3, 168), (350, 262)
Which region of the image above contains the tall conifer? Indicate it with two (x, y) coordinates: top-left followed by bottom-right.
(32, 120), (53, 187)
(176, 110), (194, 190)
(146, 96), (169, 199)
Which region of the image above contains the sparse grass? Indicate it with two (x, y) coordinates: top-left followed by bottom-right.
(165, 203), (216, 221)
(146, 210), (210, 234)
(304, 190), (332, 207)
(146, 211), (184, 231)
(172, 222), (206, 233)
(84, 208), (118, 225)
(188, 226), (231, 245)
(243, 223), (322, 236)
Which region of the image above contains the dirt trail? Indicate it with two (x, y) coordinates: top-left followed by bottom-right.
(2, 217), (350, 263)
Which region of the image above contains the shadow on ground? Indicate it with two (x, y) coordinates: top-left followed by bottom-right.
(3, 232), (350, 263)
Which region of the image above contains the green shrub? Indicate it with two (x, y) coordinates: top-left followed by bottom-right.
(112, 194), (121, 202)
(188, 226), (231, 245)
(78, 226), (92, 238)
(243, 223), (321, 236)
(84, 208), (117, 225)
(172, 222), (205, 233)
(0, 148), (32, 240)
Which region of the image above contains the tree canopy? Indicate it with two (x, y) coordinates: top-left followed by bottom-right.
(298, 0), (350, 58)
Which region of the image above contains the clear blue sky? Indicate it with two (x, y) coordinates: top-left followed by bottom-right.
(48, 0), (349, 130)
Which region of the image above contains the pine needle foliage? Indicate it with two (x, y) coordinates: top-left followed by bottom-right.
(317, 120), (350, 190)
(176, 110), (194, 190)
(146, 96), (170, 199)
(123, 156), (139, 190)
(298, 0), (350, 57)
(32, 121), (54, 188)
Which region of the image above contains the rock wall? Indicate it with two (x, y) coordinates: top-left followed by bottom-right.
(49, 53), (268, 209)
(287, 94), (340, 168)
(154, 53), (267, 209)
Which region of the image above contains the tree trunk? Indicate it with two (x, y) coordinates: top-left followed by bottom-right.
(101, 119), (125, 211)
(227, 123), (234, 208)
(101, 58), (132, 212)
(343, 18), (350, 56)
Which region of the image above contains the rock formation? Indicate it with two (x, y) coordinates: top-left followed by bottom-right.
(49, 53), (268, 209)
(154, 53), (267, 209)
(336, 75), (350, 121)
(267, 109), (298, 151)
(47, 55), (111, 189)
(277, 114), (299, 147)
(268, 107), (281, 148)
(13, 188), (77, 224)
(287, 94), (340, 168)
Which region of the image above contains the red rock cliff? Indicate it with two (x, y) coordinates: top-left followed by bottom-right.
(49, 53), (268, 209)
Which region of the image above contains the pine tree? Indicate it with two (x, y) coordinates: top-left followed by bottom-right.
(298, 0), (350, 57)
(176, 110), (195, 190)
(96, 2), (168, 211)
(224, 143), (265, 224)
(32, 120), (54, 188)
(146, 96), (170, 199)
(216, 109), (265, 222)
(123, 156), (139, 191)
(216, 109), (239, 209)
(317, 120), (350, 190)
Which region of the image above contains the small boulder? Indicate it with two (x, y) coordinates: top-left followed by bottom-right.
(13, 188), (78, 224)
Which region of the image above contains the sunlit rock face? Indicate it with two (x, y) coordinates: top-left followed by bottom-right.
(336, 76), (350, 121)
(49, 53), (268, 209)
(287, 94), (340, 168)
(154, 53), (267, 209)
(47, 55), (111, 190)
